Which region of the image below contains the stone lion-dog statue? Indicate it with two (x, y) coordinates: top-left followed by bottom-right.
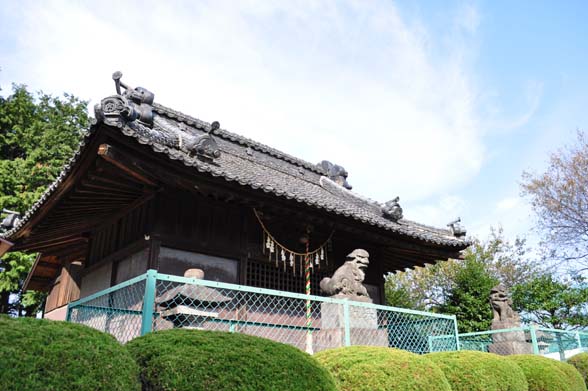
(490, 284), (520, 323)
(320, 249), (372, 302)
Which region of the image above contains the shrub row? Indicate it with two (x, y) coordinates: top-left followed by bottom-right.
(1, 316), (586, 391)
(0, 316), (140, 391)
(316, 347), (586, 391)
(568, 352), (588, 386)
(0, 317), (335, 391)
(126, 328), (337, 391)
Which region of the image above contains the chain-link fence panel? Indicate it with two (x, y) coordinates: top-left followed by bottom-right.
(459, 328), (533, 355)
(535, 328), (586, 360)
(345, 303), (457, 354)
(67, 274), (146, 343)
(459, 327), (588, 360)
(149, 273), (458, 354)
(68, 271), (459, 354)
(152, 276), (328, 353)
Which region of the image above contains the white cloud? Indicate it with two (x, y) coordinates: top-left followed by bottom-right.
(405, 195), (467, 228)
(466, 194), (536, 244)
(496, 196), (521, 212)
(1, 0), (486, 216)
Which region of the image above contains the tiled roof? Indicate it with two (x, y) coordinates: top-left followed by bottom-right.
(132, 103), (468, 247)
(2, 97), (470, 249)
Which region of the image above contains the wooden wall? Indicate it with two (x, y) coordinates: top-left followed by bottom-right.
(45, 260), (82, 312)
(76, 189), (386, 303)
(86, 200), (154, 267)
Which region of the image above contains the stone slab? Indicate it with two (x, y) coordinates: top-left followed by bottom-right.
(321, 302), (379, 329)
(489, 341), (533, 355)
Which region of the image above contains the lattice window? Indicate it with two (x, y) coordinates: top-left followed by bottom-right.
(246, 260), (330, 295)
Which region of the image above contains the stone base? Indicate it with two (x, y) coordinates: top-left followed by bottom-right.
(314, 328), (388, 352)
(489, 341), (533, 355)
(321, 302), (379, 329)
(492, 330), (527, 343)
(315, 302), (388, 352)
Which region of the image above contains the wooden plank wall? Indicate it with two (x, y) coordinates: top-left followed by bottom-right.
(86, 200), (154, 266)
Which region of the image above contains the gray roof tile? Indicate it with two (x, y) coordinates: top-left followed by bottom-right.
(2, 100), (470, 249)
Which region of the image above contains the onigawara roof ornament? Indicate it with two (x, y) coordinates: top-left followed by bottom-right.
(95, 72), (221, 161)
(447, 217), (467, 238)
(0, 209), (21, 234)
(94, 71), (155, 127)
(317, 160), (352, 190)
(382, 197), (403, 221)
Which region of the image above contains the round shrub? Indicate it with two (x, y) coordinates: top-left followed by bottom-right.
(568, 353), (588, 386)
(427, 350), (528, 391)
(0, 316), (140, 391)
(314, 346), (451, 391)
(126, 329), (337, 391)
(510, 354), (586, 391)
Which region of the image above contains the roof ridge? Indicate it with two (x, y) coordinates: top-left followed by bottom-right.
(152, 103), (326, 175)
(399, 218), (457, 237)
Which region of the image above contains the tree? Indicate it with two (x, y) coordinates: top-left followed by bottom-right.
(511, 273), (588, 329)
(0, 84), (89, 315)
(522, 131), (588, 268)
(436, 255), (499, 333)
(386, 228), (538, 305)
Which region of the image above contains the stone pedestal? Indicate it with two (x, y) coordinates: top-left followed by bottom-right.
(489, 320), (533, 355)
(315, 302), (388, 352)
(489, 341), (533, 355)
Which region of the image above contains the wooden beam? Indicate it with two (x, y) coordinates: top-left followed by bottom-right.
(22, 254), (42, 291)
(0, 238), (13, 258)
(97, 144), (158, 186)
(18, 236), (87, 252)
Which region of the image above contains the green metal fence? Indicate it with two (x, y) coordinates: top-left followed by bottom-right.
(459, 327), (588, 361)
(67, 269), (458, 354)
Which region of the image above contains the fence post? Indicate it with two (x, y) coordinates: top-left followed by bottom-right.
(529, 326), (539, 355)
(141, 269), (157, 336)
(343, 300), (351, 347)
(453, 316), (461, 351)
(65, 305), (71, 322)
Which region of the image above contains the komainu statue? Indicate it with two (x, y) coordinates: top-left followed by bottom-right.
(320, 249), (371, 302)
(488, 284), (532, 355)
(490, 284), (520, 325)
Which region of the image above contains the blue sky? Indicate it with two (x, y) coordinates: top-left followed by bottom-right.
(1, 0), (587, 245)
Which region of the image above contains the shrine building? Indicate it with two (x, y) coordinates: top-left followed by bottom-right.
(0, 73), (470, 322)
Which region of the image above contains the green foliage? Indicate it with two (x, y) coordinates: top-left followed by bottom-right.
(0, 83), (89, 315)
(315, 346), (451, 391)
(427, 350), (528, 391)
(437, 255), (498, 333)
(385, 228), (537, 323)
(568, 353), (588, 386)
(385, 276), (426, 310)
(511, 273), (588, 329)
(0, 315), (140, 391)
(126, 329), (337, 391)
(509, 354), (586, 391)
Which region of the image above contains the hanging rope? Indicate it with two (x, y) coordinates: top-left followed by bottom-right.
(253, 208), (333, 257)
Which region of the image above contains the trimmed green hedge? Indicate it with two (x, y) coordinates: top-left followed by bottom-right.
(510, 354), (586, 391)
(0, 316), (140, 391)
(314, 346), (451, 391)
(568, 353), (588, 386)
(126, 329), (337, 391)
(427, 350), (528, 391)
